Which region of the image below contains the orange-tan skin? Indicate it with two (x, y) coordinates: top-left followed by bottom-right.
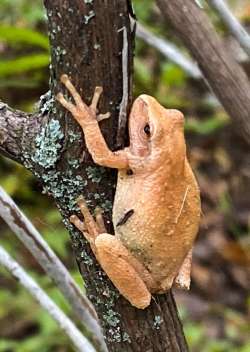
(57, 75), (201, 309)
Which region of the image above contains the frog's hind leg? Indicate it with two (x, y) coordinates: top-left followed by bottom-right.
(174, 249), (192, 290)
(70, 196), (154, 309)
(95, 233), (152, 309)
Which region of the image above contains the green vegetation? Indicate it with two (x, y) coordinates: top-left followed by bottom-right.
(0, 0), (249, 351)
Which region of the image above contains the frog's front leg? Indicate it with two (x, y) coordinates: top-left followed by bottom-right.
(56, 75), (129, 169)
(70, 197), (155, 309)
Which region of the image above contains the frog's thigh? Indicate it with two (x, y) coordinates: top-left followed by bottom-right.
(174, 248), (192, 290)
(95, 233), (151, 309)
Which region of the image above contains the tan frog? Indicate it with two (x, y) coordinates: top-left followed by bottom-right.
(57, 75), (201, 309)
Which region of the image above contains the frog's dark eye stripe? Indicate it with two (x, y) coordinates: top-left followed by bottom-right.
(116, 209), (134, 227)
(144, 123), (150, 135)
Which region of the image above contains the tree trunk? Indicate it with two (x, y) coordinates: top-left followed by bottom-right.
(0, 1), (188, 351)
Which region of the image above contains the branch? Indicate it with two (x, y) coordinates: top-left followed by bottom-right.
(156, 0), (250, 144)
(116, 26), (130, 148)
(208, 0), (250, 57)
(0, 101), (42, 164)
(0, 245), (96, 352)
(136, 23), (202, 79)
(0, 186), (107, 352)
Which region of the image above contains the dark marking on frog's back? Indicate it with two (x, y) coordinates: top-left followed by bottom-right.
(116, 209), (134, 227)
(126, 169), (133, 176)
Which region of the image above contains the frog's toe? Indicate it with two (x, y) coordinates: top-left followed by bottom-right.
(70, 215), (86, 232)
(94, 207), (107, 233)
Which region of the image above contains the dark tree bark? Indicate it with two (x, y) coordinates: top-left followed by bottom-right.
(156, 0), (250, 145)
(0, 1), (188, 351)
(0, 102), (42, 163)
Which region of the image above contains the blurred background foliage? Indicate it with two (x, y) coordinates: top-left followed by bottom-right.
(0, 0), (249, 351)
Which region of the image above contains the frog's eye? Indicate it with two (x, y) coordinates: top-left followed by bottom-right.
(144, 123), (150, 136)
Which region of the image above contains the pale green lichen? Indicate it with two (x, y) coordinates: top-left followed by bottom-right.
(83, 10), (95, 24)
(49, 21), (60, 41)
(86, 166), (105, 183)
(32, 119), (64, 169)
(108, 326), (122, 343)
(88, 280), (124, 343)
(101, 289), (123, 342)
(68, 158), (80, 169)
(122, 332), (131, 343)
(38, 91), (56, 115)
(80, 250), (94, 266)
(101, 199), (112, 212)
(93, 43), (100, 50)
(103, 309), (120, 327)
(42, 170), (86, 211)
(54, 46), (67, 62)
(84, 0), (93, 3)
(68, 130), (82, 143)
(153, 315), (163, 330)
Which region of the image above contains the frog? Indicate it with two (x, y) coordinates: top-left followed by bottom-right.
(56, 74), (201, 309)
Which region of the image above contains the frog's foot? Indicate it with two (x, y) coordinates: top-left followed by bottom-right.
(56, 74), (110, 127)
(69, 196), (105, 251)
(174, 249), (192, 290)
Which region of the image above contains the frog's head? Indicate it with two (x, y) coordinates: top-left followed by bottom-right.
(129, 95), (186, 161)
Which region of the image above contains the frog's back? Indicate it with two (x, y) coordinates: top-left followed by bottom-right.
(113, 163), (200, 290)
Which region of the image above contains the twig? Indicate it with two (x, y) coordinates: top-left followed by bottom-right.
(116, 26), (129, 148)
(136, 22), (248, 80)
(136, 23), (202, 79)
(0, 245), (96, 352)
(0, 186), (107, 352)
(208, 0), (250, 57)
(156, 0), (250, 144)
